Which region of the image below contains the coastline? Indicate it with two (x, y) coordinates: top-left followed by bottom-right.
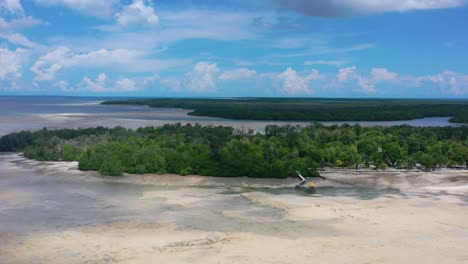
(10, 152), (468, 195)
(0, 110), (463, 137)
(1, 153), (468, 263)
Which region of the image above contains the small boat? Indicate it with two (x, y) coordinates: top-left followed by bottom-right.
(295, 172), (316, 193)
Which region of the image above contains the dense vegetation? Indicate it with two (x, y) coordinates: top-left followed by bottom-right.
(1, 124), (467, 177)
(449, 112), (468, 123)
(102, 98), (468, 123)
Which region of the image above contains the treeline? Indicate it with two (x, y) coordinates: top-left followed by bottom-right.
(102, 98), (468, 123)
(0, 124), (467, 177)
(450, 111), (468, 123)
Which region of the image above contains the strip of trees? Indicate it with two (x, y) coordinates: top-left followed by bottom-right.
(102, 99), (468, 123)
(1, 124), (467, 177)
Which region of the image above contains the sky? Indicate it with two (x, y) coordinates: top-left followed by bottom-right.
(0, 0), (468, 98)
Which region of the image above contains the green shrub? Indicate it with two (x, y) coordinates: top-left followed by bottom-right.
(99, 158), (124, 176)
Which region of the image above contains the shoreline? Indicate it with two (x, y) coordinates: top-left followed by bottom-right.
(7, 153), (468, 196)
(2, 153), (468, 263)
(0, 114), (463, 137)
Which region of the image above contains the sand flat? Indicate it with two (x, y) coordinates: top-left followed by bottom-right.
(1, 153), (468, 264)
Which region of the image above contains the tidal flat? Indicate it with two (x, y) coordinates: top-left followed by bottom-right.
(1, 153), (468, 264)
(0, 96), (462, 137)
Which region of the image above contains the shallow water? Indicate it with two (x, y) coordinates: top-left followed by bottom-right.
(0, 153), (406, 237)
(2, 154), (468, 264)
(0, 96), (464, 136)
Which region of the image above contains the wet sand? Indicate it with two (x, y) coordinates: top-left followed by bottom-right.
(1, 153), (468, 264)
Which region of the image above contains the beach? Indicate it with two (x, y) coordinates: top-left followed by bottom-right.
(1, 153), (467, 264)
(2, 1), (468, 262)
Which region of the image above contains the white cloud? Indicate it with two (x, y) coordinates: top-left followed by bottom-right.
(219, 68), (257, 81)
(305, 60), (348, 67)
(417, 70), (468, 96)
(371, 68), (398, 82)
(0, 32), (43, 49)
(57, 73), (140, 93)
(307, 69), (326, 81)
(337, 66), (357, 82)
(116, 0), (159, 27)
(186, 62), (220, 93)
(0, 47), (27, 80)
(337, 66), (375, 93)
(0, 16), (41, 30)
(273, 0), (467, 17)
(158, 10), (258, 44)
(31, 46), (71, 81)
(0, 0), (23, 14)
(356, 78), (376, 93)
(277, 67), (324, 95)
(62, 10), (296, 57)
(334, 67), (467, 95)
(35, 0), (118, 17)
(53, 80), (71, 91)
(114, 78), (138, 92)
(82, 72), (107, 92)
(31, 47), (185, 81)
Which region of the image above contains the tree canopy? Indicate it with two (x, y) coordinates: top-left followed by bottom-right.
(1, 124), (467, 177)
(102, 98), (468, 123)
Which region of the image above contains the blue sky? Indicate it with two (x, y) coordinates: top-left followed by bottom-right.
(0, 0), (467, 97)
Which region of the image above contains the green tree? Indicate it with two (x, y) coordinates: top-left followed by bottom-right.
(417, 153), (435, 170)
(383, 143), (402, 167)
(99, 157), (124, 176)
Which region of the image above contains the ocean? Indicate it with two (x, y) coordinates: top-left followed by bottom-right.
(0, 96), (462, 136)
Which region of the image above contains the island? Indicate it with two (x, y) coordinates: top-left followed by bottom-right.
(1, 123), (466, 177)
(101, 98), (468, 123)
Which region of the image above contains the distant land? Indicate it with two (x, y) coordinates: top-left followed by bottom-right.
(102, 98), (468, 124)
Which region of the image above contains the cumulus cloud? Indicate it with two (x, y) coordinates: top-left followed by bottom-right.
(186, 62), (220, 93)
(53, 80), (71, 92)
(273, 0), (467, 17)
(0, 0), (23, 14)
(337, 66), (376, 93)
(116, 0), (159, 27)
(81, 72), (108, 92)
(56, 73), (140, 93)
(417, 70), (468, 96)
(115, 78), (138, 92)
(35, 0), (118, 17)
(219, 68), (257, 81)
(371, 68), (398, 82)
(277, 67), (324, 95)
(334, 66), (468, 96)
(278, 68), (309, 95)
(337, 66), (357, 82)
(0, 47), (27, 80)
(337, 66), (399, 93)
